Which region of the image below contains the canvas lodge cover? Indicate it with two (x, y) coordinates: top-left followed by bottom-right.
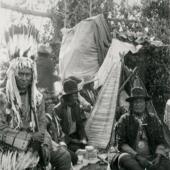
(59, 14), (170, 149)
(59, 14), (111, 82)
(85, 39), (142, 148)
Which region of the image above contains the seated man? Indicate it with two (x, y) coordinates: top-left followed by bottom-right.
(55, 77), (88, 151)
(46, 112), (78, 165)
(0, 57), (71, 170)
(111, 86), (170, 170)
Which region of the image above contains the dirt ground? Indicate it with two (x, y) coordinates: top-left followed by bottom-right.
(81, 163), (107, 170)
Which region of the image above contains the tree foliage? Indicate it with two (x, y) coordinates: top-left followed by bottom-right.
(125, 45), (170, 118)
(141, 0), (170, 44)
(2, 0), (169, 62)
(49, 0), (113, 62)
(1, 0), (170, 116)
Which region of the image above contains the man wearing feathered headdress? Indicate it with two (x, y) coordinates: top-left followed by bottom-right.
(0, 25), (71, 170)
(5, 56), (46, 129)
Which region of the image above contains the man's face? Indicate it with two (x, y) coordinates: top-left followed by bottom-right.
(15, 67), (32, 91)
(132, 98), (146, 114)
(72, 93), (78, 102)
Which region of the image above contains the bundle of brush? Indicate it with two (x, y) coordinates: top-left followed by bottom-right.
(0, 150), (39, 170)
(4, 24), (39, 61)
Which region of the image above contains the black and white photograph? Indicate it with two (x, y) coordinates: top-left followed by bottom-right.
(0, 0), (169, 169)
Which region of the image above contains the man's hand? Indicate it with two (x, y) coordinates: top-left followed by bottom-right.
(32, 131), (45, 143)
(59, 141), (67, 149)
(41, 144), (50, 166)
(151, 154), (161, 167)
(135, 154), (152, 168)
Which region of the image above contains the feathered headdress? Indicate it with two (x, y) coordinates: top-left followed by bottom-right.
(4, 24), (39, 60)
(3, 24), (42, 130)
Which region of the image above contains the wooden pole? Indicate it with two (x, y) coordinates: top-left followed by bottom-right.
(0, 2), (64, 18)
(89, 0), (92, 17)
(118, 67), (138, 93)
(64, 0), (68, 27)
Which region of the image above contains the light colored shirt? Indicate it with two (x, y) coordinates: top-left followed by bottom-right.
(67, 106), (76, 135)
(164, 99), (170, 130)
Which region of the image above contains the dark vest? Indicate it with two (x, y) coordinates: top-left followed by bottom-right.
(116, 113), (165, 155)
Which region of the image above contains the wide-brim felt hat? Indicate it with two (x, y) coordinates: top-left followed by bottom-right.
(126, 86), (151, 102)
(62, 76), (82, 96)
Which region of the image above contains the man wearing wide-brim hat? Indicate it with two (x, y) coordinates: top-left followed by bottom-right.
(54, 76), (88, 148)
(61, 76), (81, 96)
(111, 86), (170, 170)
